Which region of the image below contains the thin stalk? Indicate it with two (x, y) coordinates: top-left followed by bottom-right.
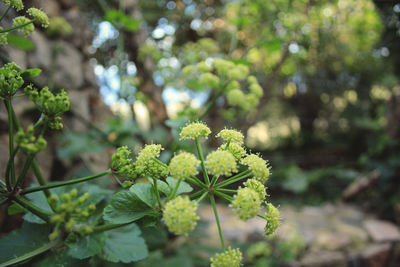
(151, 157), (168, 168)
(31, 160), (51, 197)
(210, 194), (225, 251)
(14, 155), (33, 190)
(190, 189), (206, 200)
(21, 170), (111, 194)
(214, 191), (234, 202)
(195, 137), (210, 185)
(169, 178), (182, 199)
(0, 4), (11, 22)
(0, 19), (36, 33)
(215, 188), (237, 194)
(5, 99), (15, 189)
(215, 170), (252, 188)
(210, 175), (220, 186)
(196, 191), (208, 203)
(257, 214), (267, 220)
(0, 239), (60, 267)
(13, 196), (50, 223)
(186, 176), (207, 189)
(152, 177), (162, 208)
(89, 220), (135, 235)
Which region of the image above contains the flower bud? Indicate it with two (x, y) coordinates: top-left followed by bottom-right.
(27, 8), (49, 28)
(230, 187), (261, 221)
(210, 247), (242, 267)
(13, 16), (34, 36)
(205, 150), (237, 177)
(169, 152), (200, 180)
(162, 196), (199, 235)
(264, 203), (280, 236)
(135, 144), (168, 179)
(244, 178), (267, 201)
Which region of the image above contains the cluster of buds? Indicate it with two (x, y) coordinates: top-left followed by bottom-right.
(48, 189), (96, 240)
(182, 58), (264, 111)
(111, 146), (136, 179)
(210, 247), (243, 267)
(15, 125), (47, 154)
(0, 62), (24, 98)
(24, 86), (70, 129)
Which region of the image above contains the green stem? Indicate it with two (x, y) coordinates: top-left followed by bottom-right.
(210, 175), (220, 186)
(21, 170), (111, 194)
(0, 4), (11, 23)
(0, 239), (60, 267)
(215, 170), (252, 188)
(215, 188), (237, 194)
(209, 194), (225, 251)
(196, 191), (208, 203)
(31, 160), (51, 198)
(257, 213), (268, 220)
(89, 220), (135, 235)
(152, 177), (162, 208)
(0, 20), (36, 34)
(214, 191), (234, 202)
(190, 189), (206, 200)
(195, 137), (210, 185)
(169, 178), (182, 199)
(151, 157), (168, 168)
(5, 100), (15, 189)
(186, 176), (207, 189)
(13, 196), (51, 223)
(14, 155), (34, 190)
(199, 91), (223, 120)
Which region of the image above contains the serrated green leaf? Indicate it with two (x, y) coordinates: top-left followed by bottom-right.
(20, 68), (42, 79)
(166, 177), (193, 195)
(33, 250), (87, 267)
(103, 190), (155, 224)
(67, 233), (105, 259)
(101, 224), (148, 263)
(0, 222), (51, 266)
(7, 34), (35, 51)
(129, 183), (157, 208)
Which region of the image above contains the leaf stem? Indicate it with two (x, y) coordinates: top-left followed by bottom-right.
(215, 188), (237, 194)
(31, 160), (51, 197)
(214, 191), (234, 202)
(13, 196), (51, 223)
(209, 194), (225, 251)
(21, 170), (112, 194)
(186, 176), (207, 189)
(152, 177), (162, 208)
(169, 178), (181, 199)
(210, 175), (220, 186)
(196, 191), (208, 203)
(195, 137), (210, 185)
(215, 170), (252, 188)
(14, 155), (34, 191)
(4, 99), (15, 189)
(190, 189), (206, 200)
(89, 220), (136, 235)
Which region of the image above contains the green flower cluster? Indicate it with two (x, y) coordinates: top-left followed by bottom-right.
(205, 150), (237, 177)
(264, 203), (280, 236)
(48, 189), (96, 240)
(182, 58), (264, 111)
(0, 62), (24, 98)
(210, 247), (243, 267)
(244, 178), (267, 201)
(0, 0), (23, 11)
(162, 195), (199, 235)
(15, 125), (47, 154)
(24, 86), (70, 130)
(111, 146), (136, 179)
(230, 187), (262, 221)
(46, 17), (73, 37)
(13, 16), (35, 36)
(216, 129), (244, 144)
(179, 121), (211, 140)
(241, 154), (270, 183)
(169, 152), (200, 180)
(135, 144), (168, 179)
(0, 27), (7, 45)
(27, 8), (50, 28)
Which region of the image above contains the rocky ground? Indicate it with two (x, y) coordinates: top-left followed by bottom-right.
(197, 203), (400, 267)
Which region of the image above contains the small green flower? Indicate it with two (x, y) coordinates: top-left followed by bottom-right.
(169, 152), (200, 180)
(162, 196), (199, 235)
(199, 72), (220, 89)
(182, 65), (194, 77)
(0, 27), (8, 45)
(135, 144), (168, 179)
(227, 64), (249, 80)
(218, 142), (247, 161)
(213, 58), (234, 76)
(15, 125), (47, 154)
(216, 129), (244, 144)
(46, 17), (73, 37)
(226, 88), (245, 106)
(197, 61), (212, 72)
(249, 83), (263, 98)
(13, 16), (34, 36)
(264, 203), (280, 236)
(0, 62), (24, 97)
(244, 178), (267, 201)
(210, 247), (242, 267)
(111, 146), (137, 179)
(230, 187), (261, 221)
(241, 154), (270, 183)
(205, 150), (237, 177)
(180, 121), (211, 140)
(1, 0), (24, 11)
(27, 8), (50, 28)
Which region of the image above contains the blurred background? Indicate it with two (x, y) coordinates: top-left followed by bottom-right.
(1, 0), (400, 266)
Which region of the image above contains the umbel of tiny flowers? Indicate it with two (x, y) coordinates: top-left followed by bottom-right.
(241, 154), (270, 183)
(0, 62), (24, 98)
(230, 187), (262, 221)
(110, 146), (137, 179)
(216, 128), (244, 145)
(179, 121), (211, 140)
(210, 247), (243, 267)
(27, 8), (50, 28)
(0, 0), (24, 11)
(169, 152), (200, 180)
(218, 142), (246, 161)
(15, 125), (47, 154)
(205, 150), (238, 177)
(135, 144), (168, 179)
(162, 195), (200, 235)
(13, 16), (35, 36)
(264, 203), (280, 236)
(244, 178), (267, 201)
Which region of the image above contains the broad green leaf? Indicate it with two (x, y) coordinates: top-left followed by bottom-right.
(103, 190), (155, 224)
(166, 177), (193, 195)
(101, 224), (148, 263)
(67, 233), (105, 259)
(130, 183), (157, 208)
(0, 222), (51, 266)
(33, 250), (87, 267)
(20, 68), (42, 78)
(7, 33), (35, 50)
(8, 203), (25, 215)
(153, 179), (171, 196)
(23, 190), (53, 224)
